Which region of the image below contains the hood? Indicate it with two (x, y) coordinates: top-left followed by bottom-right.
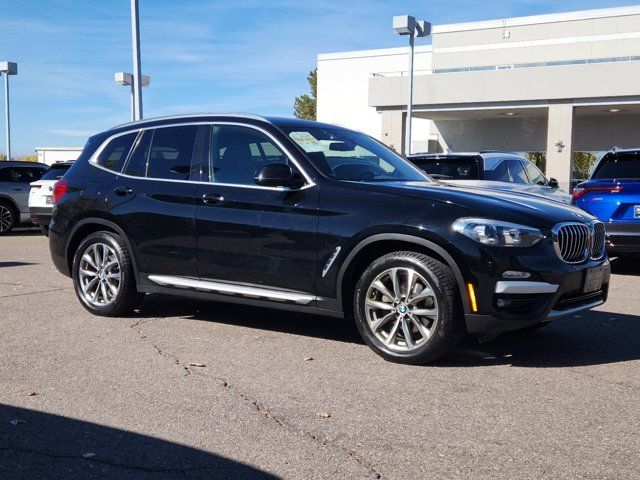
(356, 180), (595, 228)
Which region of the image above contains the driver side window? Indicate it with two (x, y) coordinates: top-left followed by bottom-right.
(210, 125), (289, 185)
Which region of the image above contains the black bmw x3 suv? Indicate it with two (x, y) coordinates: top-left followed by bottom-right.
(50, 114), (610, 364)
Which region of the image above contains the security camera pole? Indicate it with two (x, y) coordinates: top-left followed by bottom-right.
(0, 62), (17, 161)
(130, 0), (144, 120)
(393, 16), (431, 156)
(115, 72), (150, 122)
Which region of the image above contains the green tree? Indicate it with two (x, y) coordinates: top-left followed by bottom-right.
(525, 152), (547, 173)
(17, 154), (38, 162)
(572, 152), (597, 182)
(294, 69), (317, 121)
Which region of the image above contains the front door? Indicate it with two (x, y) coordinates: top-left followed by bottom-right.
(195, 123), (318, 294)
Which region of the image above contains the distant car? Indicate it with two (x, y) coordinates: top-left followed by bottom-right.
(408, 152), (571, 204)
(0, 161), (49, 234)
(29, 161), (74, 234)
(573, 148), (640, 257)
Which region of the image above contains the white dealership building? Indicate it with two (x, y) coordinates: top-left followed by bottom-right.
(317, 5), (640, 189)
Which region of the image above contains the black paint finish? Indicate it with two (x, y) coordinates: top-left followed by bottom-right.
(49, 114), (609, 334)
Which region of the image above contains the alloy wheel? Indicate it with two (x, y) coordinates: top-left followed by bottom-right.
(0, 205), (13, 233)
(78, 243), (122, 307)
(364, 267), (439, 352)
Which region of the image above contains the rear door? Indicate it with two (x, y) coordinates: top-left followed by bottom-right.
(108, 124), (204, 280)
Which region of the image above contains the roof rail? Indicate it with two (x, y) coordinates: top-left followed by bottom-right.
(110, 112), (270, 130)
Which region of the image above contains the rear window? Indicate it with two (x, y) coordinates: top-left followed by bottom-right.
(41, 164), (72, 181)
(412, 157), (480, 180)
(95, 132), (138, 172)
(592, 152), (640, 179)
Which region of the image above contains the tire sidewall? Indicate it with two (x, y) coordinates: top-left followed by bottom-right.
(72, 232), (133, 315)
(354, 253), (457, 363)
(0, 202), (17, 235)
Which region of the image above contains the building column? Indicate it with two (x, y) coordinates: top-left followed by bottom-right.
(545, 102), (574, 191)
(381, 110), (405, 155)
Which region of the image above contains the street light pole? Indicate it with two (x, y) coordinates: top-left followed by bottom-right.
(406, 32), (415, 157)
(130, 0), (143, 120)
(393, 16), (431, 156)
(0, 62), (17, 161)
(115, 72), (150, 122)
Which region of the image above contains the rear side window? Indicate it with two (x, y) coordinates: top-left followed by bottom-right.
(592, 152), (640, 179)
(413, 157), (480, 180)
(96, 133), (138, 172)
(147, 126), (198, 181)
(0, 167), (46, 182)
(124, 130), (152, 177)
(41, 164), (72, 181)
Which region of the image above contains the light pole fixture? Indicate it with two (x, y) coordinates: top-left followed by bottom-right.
(115, 72), (150, 122)
(130, 0), (144, 121)
(393, 15), (431, 156)
(0, 61), (17, 161)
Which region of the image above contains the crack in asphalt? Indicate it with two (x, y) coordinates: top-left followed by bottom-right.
(0, 287), (71, 299)
(130, 320), (383, 478)
(216, 377), (383, 479)
(130, 318), (192, 376)
(0, 445), (216, 473)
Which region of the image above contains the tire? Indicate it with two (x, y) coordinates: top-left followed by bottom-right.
(0, 201), (17, 235)
(354, 251), (464, 364)
(72, 231), (144, 316)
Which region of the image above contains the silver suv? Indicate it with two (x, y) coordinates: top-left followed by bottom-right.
(0, 161), (48, 234)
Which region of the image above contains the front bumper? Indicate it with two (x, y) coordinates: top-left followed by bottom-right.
(451, 238), (610, 334)
(605, 222), (640, 256)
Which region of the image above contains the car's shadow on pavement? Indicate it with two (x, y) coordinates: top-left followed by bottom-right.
(610, 256), (640, 276)
(2, 226), (42, 237)
(139, 295), (640, 368)
(0, 403), (279, 479)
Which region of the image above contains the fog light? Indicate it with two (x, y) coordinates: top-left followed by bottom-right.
(502, 271), (531, 279)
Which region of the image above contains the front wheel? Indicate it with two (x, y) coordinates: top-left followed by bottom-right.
(354, 251), (464, 364)
(72, 231), (144, 316)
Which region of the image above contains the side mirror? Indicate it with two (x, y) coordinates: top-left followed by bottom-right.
(254, 163), (305, 189)
(548, 177), (559, 189)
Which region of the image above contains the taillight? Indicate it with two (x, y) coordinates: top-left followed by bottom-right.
(572, 185), (623, 200)
(52, 179), (68, 204)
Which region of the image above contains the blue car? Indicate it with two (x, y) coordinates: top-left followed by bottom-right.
(573, 148), (640, 257)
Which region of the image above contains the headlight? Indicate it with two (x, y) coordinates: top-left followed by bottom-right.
(452, 218), (544, 247)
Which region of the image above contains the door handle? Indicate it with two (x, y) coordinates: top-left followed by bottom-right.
(202, 193), (224, 205)
(113, 186), (134, 196)
(11, 187), (22, 191)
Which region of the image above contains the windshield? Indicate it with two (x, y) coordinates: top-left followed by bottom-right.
(284, 127), (429, 182)
(592, 152), (640, 179)
(411, 156), (480, 180)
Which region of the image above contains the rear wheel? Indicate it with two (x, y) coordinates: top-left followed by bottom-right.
(354, 251), (464, 364)
(72, 231), (144, 316)
(0, 202), (17, 235)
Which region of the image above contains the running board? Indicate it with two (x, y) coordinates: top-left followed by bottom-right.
(147, 275), (316, 305)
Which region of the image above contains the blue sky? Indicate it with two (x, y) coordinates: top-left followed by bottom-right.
(1, 0), (637, 156)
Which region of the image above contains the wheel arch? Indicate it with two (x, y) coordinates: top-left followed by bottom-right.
(336, 234), (470, 318)
(65, 217), (140, 285)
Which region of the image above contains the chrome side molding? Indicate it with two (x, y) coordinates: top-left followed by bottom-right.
(495, 281), (559, 294)
(147, 275), (316, 305)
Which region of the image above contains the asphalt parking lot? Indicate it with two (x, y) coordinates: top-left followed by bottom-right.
(1, 228), (639, 479)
